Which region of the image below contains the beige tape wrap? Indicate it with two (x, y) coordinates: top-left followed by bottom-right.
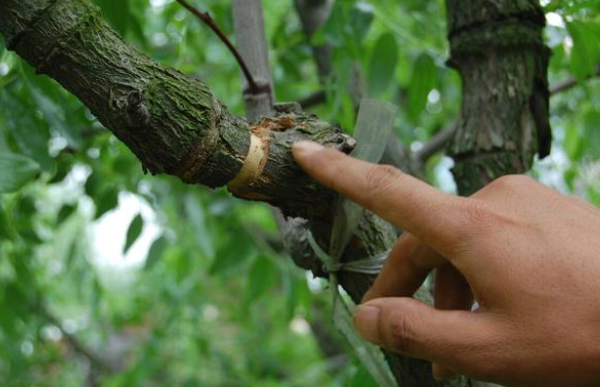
(227, 134), (265, 193)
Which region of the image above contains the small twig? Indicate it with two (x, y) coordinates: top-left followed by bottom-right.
(298, 90), (327, 109)
(549, 65), (600, 95)
(297, 68), (600, 163)
(415, 124), (457, 163)
(175, 0), (261, 94)
(37, 304), (115, 373)
(415, 66), (600, 163)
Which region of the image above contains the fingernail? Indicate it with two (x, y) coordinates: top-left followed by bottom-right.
(292, 141), (325, 159)
(353, 304), (381, 343)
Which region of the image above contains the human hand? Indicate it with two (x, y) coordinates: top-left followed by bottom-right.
(293, 141), (600, 387)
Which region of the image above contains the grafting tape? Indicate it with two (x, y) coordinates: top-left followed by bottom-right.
(306, 231), (390, 275)
(227, 133), (265, 193)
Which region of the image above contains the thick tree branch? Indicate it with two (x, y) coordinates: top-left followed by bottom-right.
(0, 0), (395, 332)
(0, 0), (346, 219)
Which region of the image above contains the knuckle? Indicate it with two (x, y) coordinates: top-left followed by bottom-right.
(364, 165), (401, 199)
(445, 200), (496, 254)
(489, 174), (534, 191)
(462, 200), (498, 231)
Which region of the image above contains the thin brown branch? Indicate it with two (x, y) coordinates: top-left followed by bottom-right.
(416, 66), (600, 163)
(37, 304), (116, 373)
(415, 124), (457, 163)
(175, 0), (262, 94)
(549, 65), (600, 95)
(298, 90), (326, 109)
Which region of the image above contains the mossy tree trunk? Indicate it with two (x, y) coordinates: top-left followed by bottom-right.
(445, 0), (551, 195)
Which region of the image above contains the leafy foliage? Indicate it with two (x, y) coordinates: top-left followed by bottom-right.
(0, 0), (599, 386)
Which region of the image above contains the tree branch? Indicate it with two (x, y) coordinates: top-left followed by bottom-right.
(298, 90), (326, 109)
(1, 0), (401, 325)
(549, 65), (600, 95)
(37, 304), (116, 373)
(415, 124), (456, 163)
(414, 64), (600, 165)
(174, 0), (262, 94)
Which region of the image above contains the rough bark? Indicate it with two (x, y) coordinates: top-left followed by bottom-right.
(0, 0), (345, 218)
(446, 0), (551, 195)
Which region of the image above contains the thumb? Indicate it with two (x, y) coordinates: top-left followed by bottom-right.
(353, 297), (501, 377)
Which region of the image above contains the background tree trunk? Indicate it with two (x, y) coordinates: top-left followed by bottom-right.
(445, 0), (551, 194)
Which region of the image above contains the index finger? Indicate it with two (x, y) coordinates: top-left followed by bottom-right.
(293, 141), (473, 257)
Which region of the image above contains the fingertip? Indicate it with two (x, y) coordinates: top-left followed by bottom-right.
(292, 141), (325, 162)
(353, 304), (381, 344)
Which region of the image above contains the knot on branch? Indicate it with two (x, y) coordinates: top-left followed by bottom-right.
(127, 90), (150, 127)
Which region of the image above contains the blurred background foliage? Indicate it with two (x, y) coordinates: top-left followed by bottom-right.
(0, 0), (599, 386)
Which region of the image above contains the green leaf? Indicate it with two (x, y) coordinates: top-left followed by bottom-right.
(588, 187), (600, 208)
(368, 33), (399, 96)
(94, 187), (119, 219)
(350, 367), (380, 387)
(124, 213), (144, 254)
(0, 85), (54, 172)
(317, 1), (348, 47)
(93, 0), (131, 36)
(210, 234), (255, 275)
(246, 256), (276, 301)
(0, 152), (40, 193)
(285, 275), (311, 321)
(567, 21), (600, 83)
(0, 202), (15, 241)
(407, 53), (437, 121)
(56, 204), (76, 226)
(564, 123), (583, 160)
(349, 4), (374, 43)
(184, 195), (214, 259)
(583, 110), (600, 158)
(145, 236), (167, 271)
